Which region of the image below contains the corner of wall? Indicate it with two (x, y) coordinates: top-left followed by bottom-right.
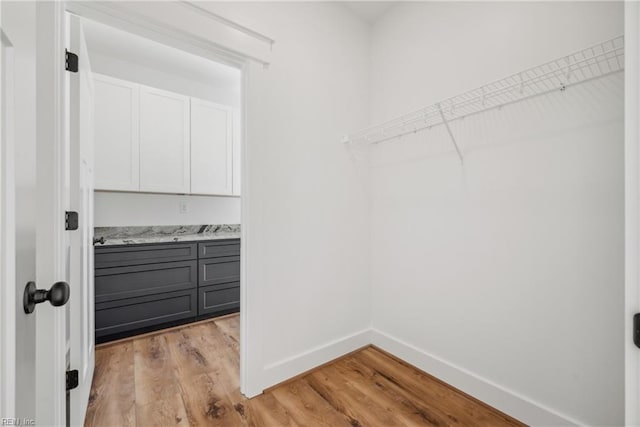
(260, 329), (372, 391)
(370, 328), (582, 426)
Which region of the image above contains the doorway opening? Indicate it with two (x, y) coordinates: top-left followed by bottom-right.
(71, 14), (246, 426)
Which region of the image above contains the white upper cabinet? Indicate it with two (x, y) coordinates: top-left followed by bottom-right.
(139, 86), (191, 194)
(190, 99), (233, 195)
(93, 75), (239, 196)
(93, 74), (140, 191)
(232, 108), (241, 196)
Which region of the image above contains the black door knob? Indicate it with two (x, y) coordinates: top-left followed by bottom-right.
(23, 281), (70, 314)
(93, 236), (106, 245)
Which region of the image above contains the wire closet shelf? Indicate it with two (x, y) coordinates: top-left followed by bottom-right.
(343, 35), (625, 160)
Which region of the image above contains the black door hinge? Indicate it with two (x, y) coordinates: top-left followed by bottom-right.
(65, 211), (79, 231)
(635, 313), (640, 349)
(66, 369), (79, 391)
(65, 50), (78, 73)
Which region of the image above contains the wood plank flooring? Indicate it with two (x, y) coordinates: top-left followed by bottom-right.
(85, 315), (524, 427)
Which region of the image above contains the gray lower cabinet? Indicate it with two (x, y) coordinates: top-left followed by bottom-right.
(199, 240), (241, 259)
(197, 240), (240, 318)
(199, 283), (240, 317)
(95, 238), (240, 343)
(95, 260), (197, 303)
(96, 289), (197, 339)
(95, 242), (198, 269)
(199, 257), (240, 287)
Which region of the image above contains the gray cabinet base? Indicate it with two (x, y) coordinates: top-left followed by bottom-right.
(95, 289), (197, 343)
(95, 317), (197, 344)
(196, 306), (240, 322)
(95, 238), (240, 343)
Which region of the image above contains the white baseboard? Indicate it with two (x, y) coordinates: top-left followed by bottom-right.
(257, 328), (583, 426)
(370, 328), (581, 427)
(261, 328), (372, 390)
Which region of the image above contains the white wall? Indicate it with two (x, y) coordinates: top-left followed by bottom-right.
(368, 2), (624, 426)
(94, 192), (240, 226)
(2, 1), (36, 421)
(226, 2), (372, 391)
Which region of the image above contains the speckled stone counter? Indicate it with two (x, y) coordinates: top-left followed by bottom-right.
(94, 224), (240, 246)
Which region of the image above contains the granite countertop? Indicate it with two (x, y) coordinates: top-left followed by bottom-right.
(95, 224), (240, 246)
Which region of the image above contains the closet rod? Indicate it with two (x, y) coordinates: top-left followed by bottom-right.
(344, 35), (624, 147)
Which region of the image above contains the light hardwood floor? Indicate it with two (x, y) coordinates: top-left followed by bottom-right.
(84, 315), (524, 427)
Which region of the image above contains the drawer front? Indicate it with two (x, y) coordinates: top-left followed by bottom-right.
(199, 258), (240, 287)
(199, 284), (239, 317)
(198, 239), (240, 259)
(95, 260), (197, 303)
(95, 289), (197, 339)
(95, 243), (197, 268)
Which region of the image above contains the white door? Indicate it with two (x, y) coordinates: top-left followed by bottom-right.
(190, 98), (233, 195)
(68, 15), (95, 427)
(627, 2), (640, 426)
(0, 24), (16, 421)
(34, 2), (71, 425)
(139, 85), (190, 194)
(93, 74), (139, 192)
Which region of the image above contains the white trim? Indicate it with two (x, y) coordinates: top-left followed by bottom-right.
(625, 2), (640, 425)
(370, 329), (581, 427)
(261, 329), (372, 391)
(0, 28), (16, 420)
(239, 60), (261, 397)
(65, 1), (269, 69)
(35, 2), (67, 425)
(177, 1), (274, 46)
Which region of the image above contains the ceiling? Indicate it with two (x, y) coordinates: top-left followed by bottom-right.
(343, 2), (397, 25)
(82, 18), (241, 89)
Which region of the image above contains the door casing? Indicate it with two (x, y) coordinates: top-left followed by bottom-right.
(68, 14), (96, 426)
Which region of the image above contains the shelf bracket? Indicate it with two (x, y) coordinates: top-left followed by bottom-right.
(437, 103), (464, 164)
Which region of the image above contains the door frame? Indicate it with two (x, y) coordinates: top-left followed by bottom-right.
(0, 26), (16, 420)
(68, 14), (96, 426)
(35, 2), (68, 425)
(626, 2), (640, 425)
(61, 1), (263, 398)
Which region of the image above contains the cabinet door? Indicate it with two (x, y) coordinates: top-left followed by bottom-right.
(139, 86), (190, 193)
(95, 289), (197, 342)
(232, 108), (241, 196)
(93, 74), (139, 191)
(190, 99), (233, 195)
(198, 284), (239, 318)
